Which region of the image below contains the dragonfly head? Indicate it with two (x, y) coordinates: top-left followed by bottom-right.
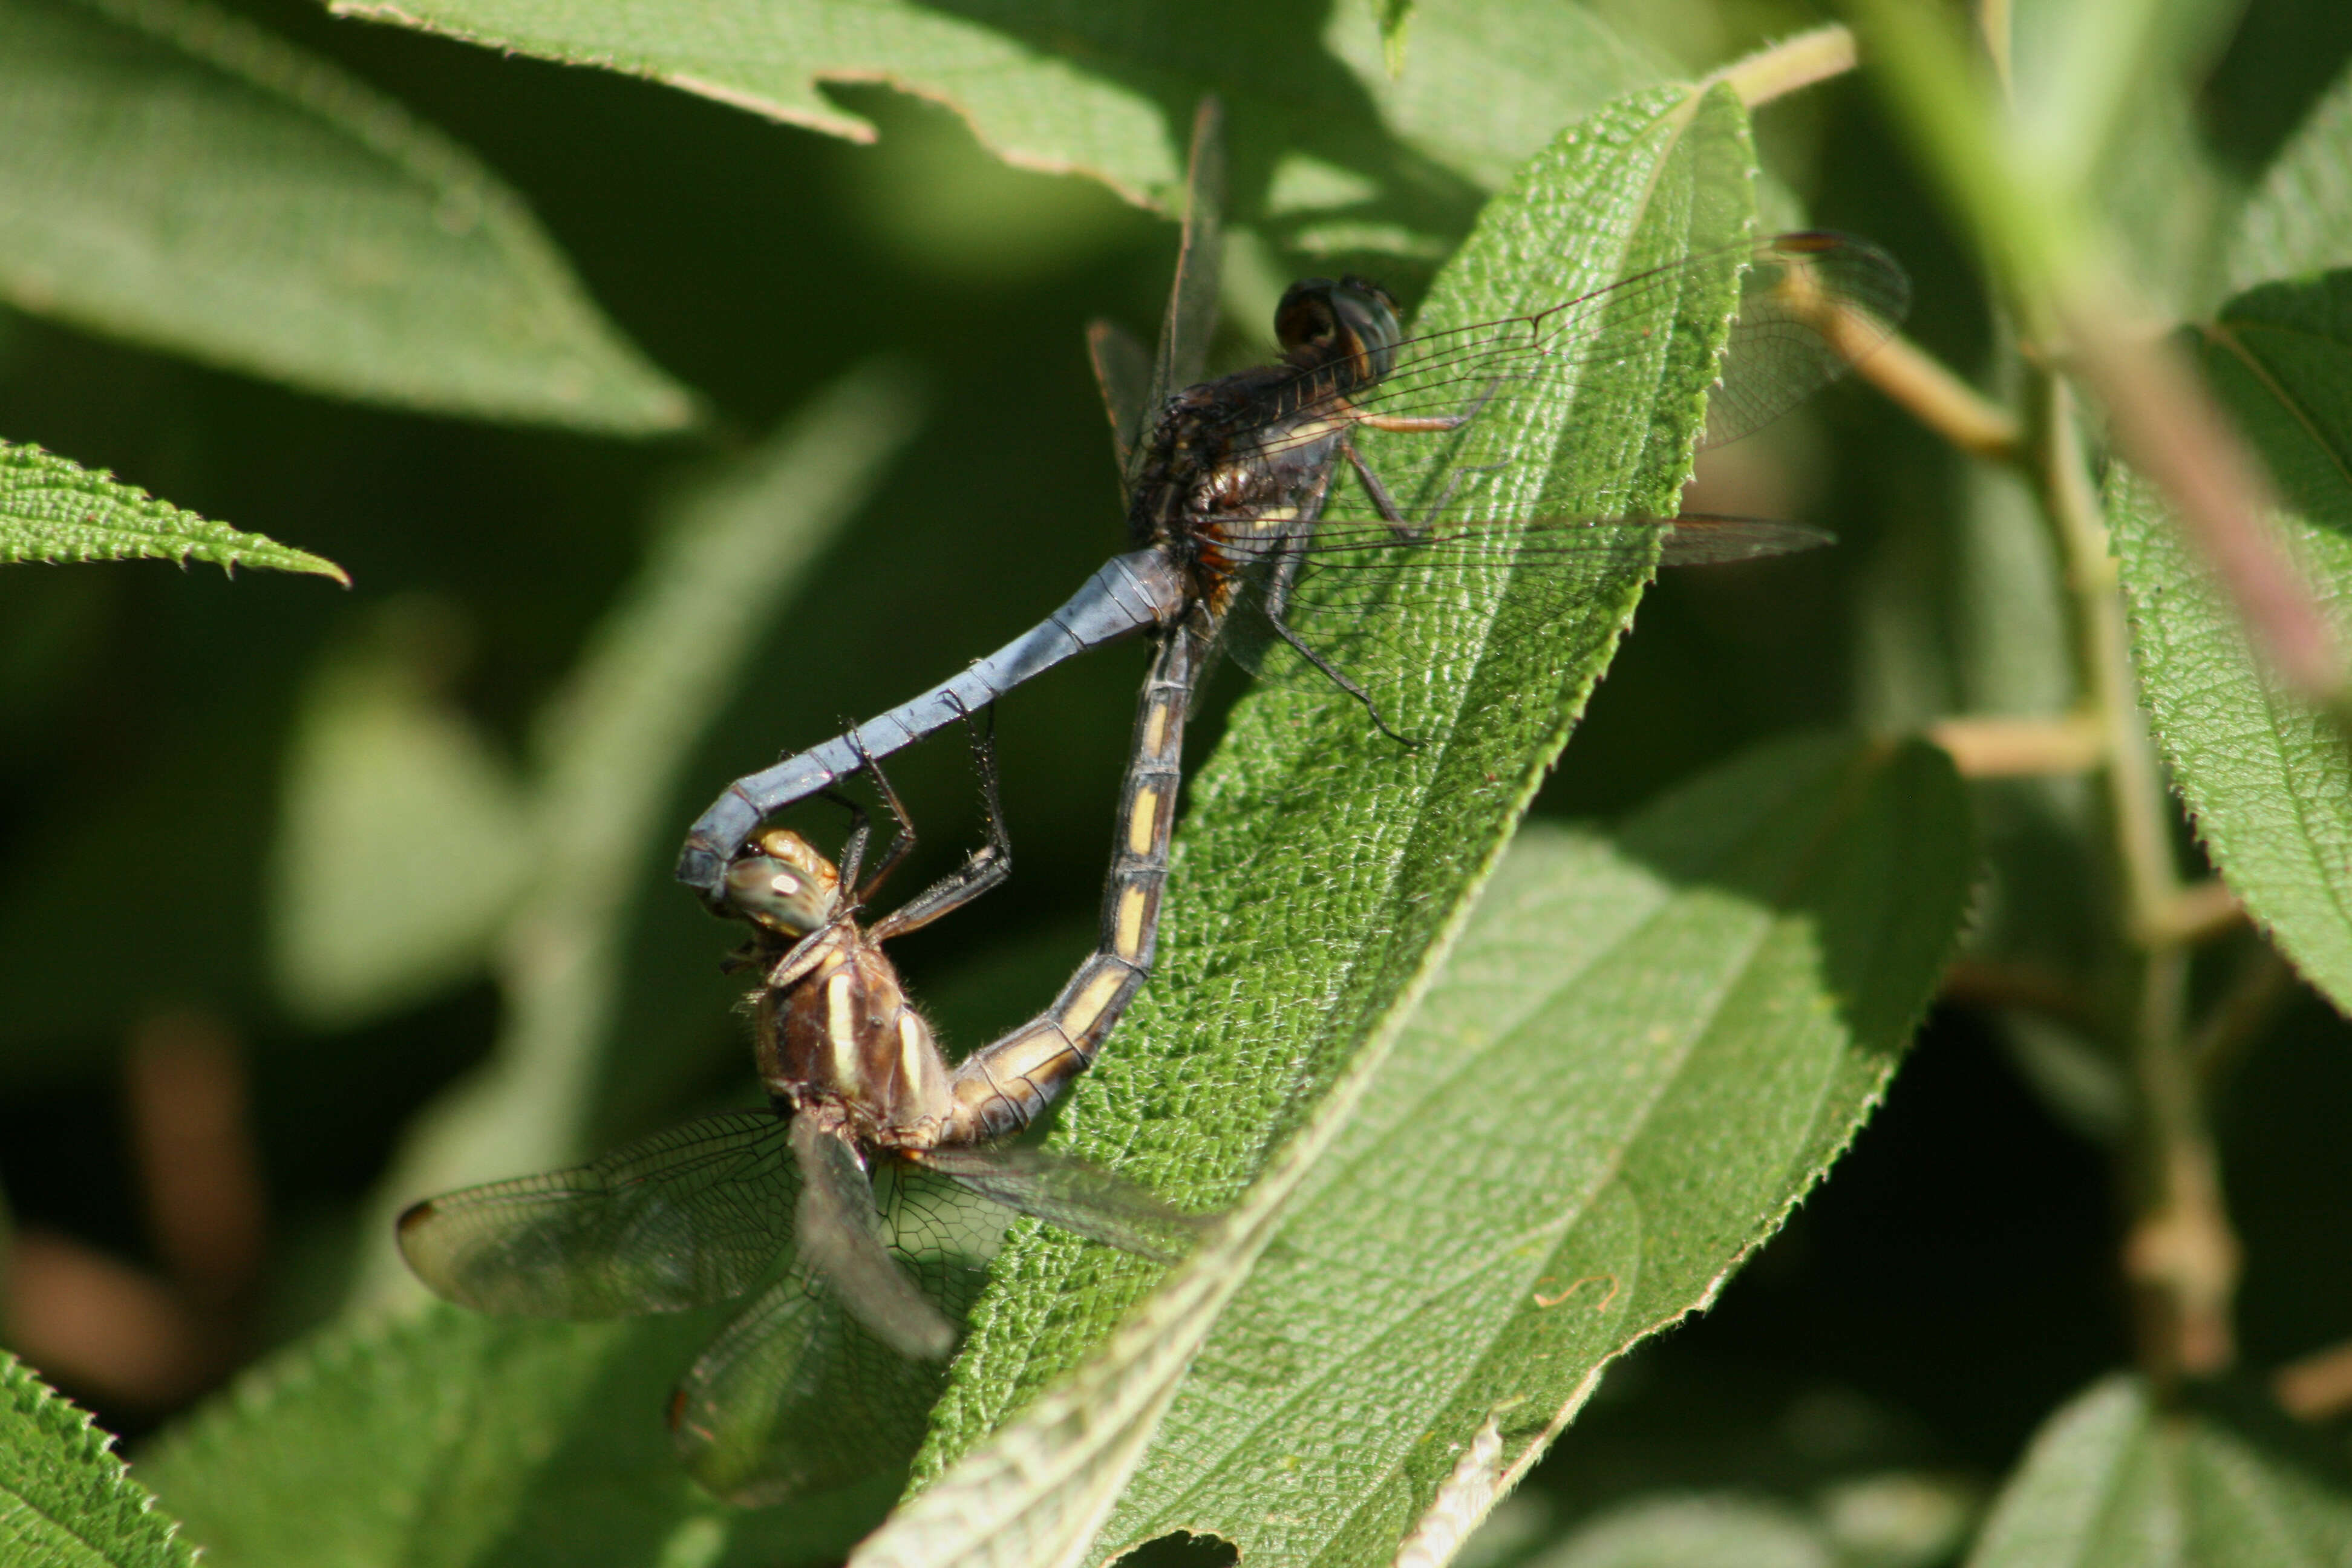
(1275, 275), (1403, 387)
(725, 829), (843, 938)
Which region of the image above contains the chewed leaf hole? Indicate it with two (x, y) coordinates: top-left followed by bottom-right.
(1112, 1529), (1241, 1567)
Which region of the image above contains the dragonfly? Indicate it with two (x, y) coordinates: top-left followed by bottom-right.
(675, 97), (1910, 903)
(397, 698), (1204, 1503)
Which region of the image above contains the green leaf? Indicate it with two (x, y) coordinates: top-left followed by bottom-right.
(333, 0), (1662, 215)
(139, 1308), (891, 1567)
(0, 0), (696, 432)
(1091, 737), (1966, 1564)
(2088, 83), (2233, 318)
(2109, 278), (2352, 1015)
(1966, 1376), (2352, 1567)
(828, 82), (1960, 1567)
(858, 733), (1968, 1568)
(0, 1350), (196, 1568)
(918, 76), (1763, 1488)
(903, 79), (1760, 1506)
(2005, 0), (2240, 230)
(2226, 56), (2352, 292)
(0, 440), (345, 579)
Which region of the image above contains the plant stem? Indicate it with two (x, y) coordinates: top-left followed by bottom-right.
(2123, 945), (2240, 1380)
(1708, 25), (1856, 109)
(2039, 379), (2177, 941)
(1849, 331), (2023, 462)
(1926, 713), (2102, 777)
(2036, 372), (2241, 1383)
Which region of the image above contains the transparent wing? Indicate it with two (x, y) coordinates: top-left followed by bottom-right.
(1208, 231), (1910, 476)
(788, 1116), (957, 1361)
(1088, 318), (1153, 478)
(1175, 238), (1895, 711)
(396, 1112), (795, 1318)
(1207, 512), (1833, 738)
(913, 1144), (1207, 1264)
(671, 1158), (998, 1504)
(1126, 96), (1224, 494)
(669, 1266), (946, 1502)
(1230, 513), (1832, 576)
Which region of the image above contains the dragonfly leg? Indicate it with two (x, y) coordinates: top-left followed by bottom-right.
(869, 700), (1014, 943)
(1341, 433), (1417, 538)
(1354, 358), (1506, 438)
(833, 737), (916, 906)
(1262, 592), (1419, 748)
(812, 784), (879, 901)
(1342, 433), (1506, 543)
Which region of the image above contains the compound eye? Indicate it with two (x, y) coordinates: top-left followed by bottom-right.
(1274, 278), (1344, 354)
(724, 832), (840, 936)
(1274, 276), (1402, 383)
(1328, 279), (1403, 381)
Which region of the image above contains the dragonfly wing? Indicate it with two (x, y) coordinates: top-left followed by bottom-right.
(396, 1112), (795, 1318)
(668, 1266), (949, 1503)
(1227, 512), (1831, 613)
(788, 1116), (957, 1361)
(1088, 318), (1153, 477)
(1201, 512), (1831, 722)
(1225, 233), (1910, 475)
(1653, 514), (1834, 565)
(915, 1145), (1206, 1265)
(1128, 95), (1224, 495)
(1705, 231), (1912, 448)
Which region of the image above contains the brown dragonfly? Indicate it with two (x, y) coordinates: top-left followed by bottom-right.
(397, 699), (1203, 1502)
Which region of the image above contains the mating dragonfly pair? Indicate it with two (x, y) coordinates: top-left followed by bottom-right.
(399, 99), (1909, 1501)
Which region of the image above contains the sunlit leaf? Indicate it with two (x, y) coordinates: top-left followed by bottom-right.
(0, 1350), (196, 1568)
(1967, 1376), (2352, 1567)
(1090, 737), (1964, 1563)
(914, 76), (1765, 1506)
(334, 0), (1662, 216)
(0, 0), (696, 431)
(861, 733), (1967, 1568)
(2110, 275), (2352, 1016)
(0, 440), (345, 580)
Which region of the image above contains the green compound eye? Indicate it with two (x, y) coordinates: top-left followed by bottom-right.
(723, 833), (839, 936)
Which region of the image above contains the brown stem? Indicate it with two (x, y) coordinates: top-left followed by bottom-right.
(1850, 330), (2024, 462)
(1940, 958), (2106, 1042)
(1929, 713), (2103, 777)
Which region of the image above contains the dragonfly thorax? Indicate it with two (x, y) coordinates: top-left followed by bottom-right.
(1125, 275), (1406, 599)
(1124, 370), (1349, 607)
(755, 931), (953, 1149)
(727, 826), (956, 1148)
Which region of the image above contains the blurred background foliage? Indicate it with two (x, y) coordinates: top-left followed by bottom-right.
(4, 0), (2352, 1563)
